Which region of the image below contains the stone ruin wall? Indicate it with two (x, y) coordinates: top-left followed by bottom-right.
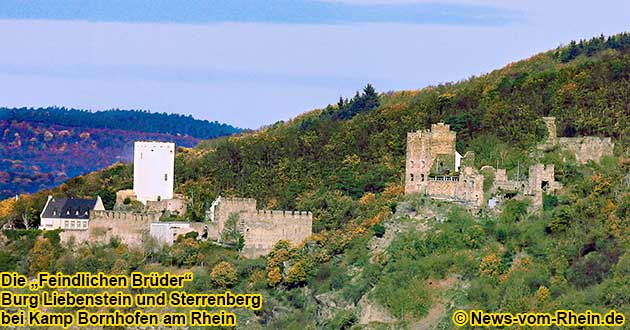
(424, 171), (484, 207)
(206, 197), (257, 238)
(527, 164), (562, 209)
(145, 196), (188, 215)
(487, 163), (562, 210)
(493, 168), (526, 192)
(242, 210), (313, 258)
(60, 210), (160, 249)
(558, 137), (614, 164)
(115, 189), (137, 205)
(429, 123), (456, 155)
(542, 117), (614, 164)
(405, 131), (431, 194)
(543, 117), (558, 144)
(405, 123), (456, 195)
(200, 197), (313, 257)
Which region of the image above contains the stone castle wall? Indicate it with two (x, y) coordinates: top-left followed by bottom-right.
(210, 197), (257, 236)
(489, 163), (562, 210)
(115, 189), (137, 205)
(145, 196), (187, 215)
(405, 124), (456, 194)
(206, 197), (312, 258)
(405, 123), (484, 208)
(242, 210), (313, 258)
(429, 123), (456, 155)
(541, 117), (614, 164)
(558, 137), (614, 164)
(60, 210), (160, 249)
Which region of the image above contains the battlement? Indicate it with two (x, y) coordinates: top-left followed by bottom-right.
(205, 195), (313, 258)
(255, 209), (313, 220)
(91, 210), (160, 223)
(431, 122), (452, 133)
(222, 197), (258, 204)
(256, 209), (312, 216)
(134, 141), (175, 149)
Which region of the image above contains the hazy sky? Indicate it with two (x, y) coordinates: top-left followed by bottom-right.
(0, 1), (628, 129)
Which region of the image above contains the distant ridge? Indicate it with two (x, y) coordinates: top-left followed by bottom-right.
(0, 108), (241, 198)
(0, 107), (242, 139)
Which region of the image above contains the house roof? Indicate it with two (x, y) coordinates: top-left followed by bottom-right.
(41, 198), (98, 220)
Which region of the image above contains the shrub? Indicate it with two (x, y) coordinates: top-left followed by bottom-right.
(373, 223), (386, 238)
(543, 193), (559, 211)
(210, 261), (237, 288)
(567, 252), (614, 288)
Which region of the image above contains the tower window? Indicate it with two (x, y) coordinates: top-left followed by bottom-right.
(164, 173), (168, 181)
(410, 174), (414, 182)
(421, 174), (425, 181)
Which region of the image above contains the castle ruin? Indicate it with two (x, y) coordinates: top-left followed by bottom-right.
(405, 123), (484, 208)
(490, 163), (563, 210)
(540, 117), (614, 164)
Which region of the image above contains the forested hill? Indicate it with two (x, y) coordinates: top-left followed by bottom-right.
(6, 32), (629, 220)
(0, 108), (241, 199)
(0, 107), (241, 139)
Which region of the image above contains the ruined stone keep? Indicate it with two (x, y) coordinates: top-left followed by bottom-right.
(405, 123), (484, 208)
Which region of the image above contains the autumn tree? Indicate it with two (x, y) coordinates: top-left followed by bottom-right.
(28, 238), (55, 275)
(211, 261), (237, 288)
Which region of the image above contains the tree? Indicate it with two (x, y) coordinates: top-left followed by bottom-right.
(560, 41), (580, 63)
(211, 261), (237, 288)
(362, 83), (379, 110)
(28, 238), (55, 275)
(267, 266), (283, 287)
(98, 189), (116, 210)
(221, 213), (243, 248)
(285, 260), (312, 287)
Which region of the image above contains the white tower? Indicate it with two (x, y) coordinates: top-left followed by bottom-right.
(133, 141), (175, 203)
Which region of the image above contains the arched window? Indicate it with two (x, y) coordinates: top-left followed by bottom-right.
(410, 174), (414, 182)
(421, 174), (425, 181)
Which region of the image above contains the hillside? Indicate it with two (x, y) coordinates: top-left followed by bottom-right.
(1, 32), (629, 329)
(0, 108), (241, 199)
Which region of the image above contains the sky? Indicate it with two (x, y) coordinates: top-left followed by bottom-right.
(0, 1), (628, 129)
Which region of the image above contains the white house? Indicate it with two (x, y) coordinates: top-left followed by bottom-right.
(39, 196), (105, 230)
(133, 141), (175, 204)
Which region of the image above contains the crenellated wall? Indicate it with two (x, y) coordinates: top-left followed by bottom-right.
(205, 196), (312, 258)
(242, 210), (313, 258)
(60, 210), (160, 249)
(208, 197), (257, 236)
